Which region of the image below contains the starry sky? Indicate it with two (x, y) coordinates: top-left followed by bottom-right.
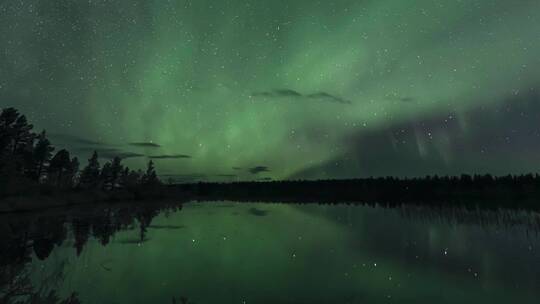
(1, 0), (540, 182)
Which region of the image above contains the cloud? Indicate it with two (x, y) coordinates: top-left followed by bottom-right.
(148, 154), (191, 159)
(159, 173), (207, 183)
(252, 89), (302, 98)
(305, 92), (352, 104)
(384, 95), (416, 103)
(232, 167), (243, 170)
(290, 91), (540, 179)
(75, 147), (145, 159)
(75, 147), (118, 153)
(112, 152), (146, 159)
(248, 166), (270, 174)
(49, 133), (105, 146)
(129, 142), (161, 148)
(51, 135), (147, 160)
(251, 89), (351, 104)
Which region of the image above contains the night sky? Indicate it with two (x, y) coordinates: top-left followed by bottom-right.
(1, 0), (540, 182)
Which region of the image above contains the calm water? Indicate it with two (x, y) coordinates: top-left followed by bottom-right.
(1, 201), (540, 303)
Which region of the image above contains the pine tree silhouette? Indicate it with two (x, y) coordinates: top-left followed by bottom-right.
(79, 151), (101, 189)
(142, 160), (159, 186)
(32, 130), (55, 181)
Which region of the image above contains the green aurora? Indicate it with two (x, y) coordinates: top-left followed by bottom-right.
(2, 0), (540, 181)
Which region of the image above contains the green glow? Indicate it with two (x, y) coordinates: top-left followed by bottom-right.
(29, 203), (540, 303)
(1, 1), (540, 179)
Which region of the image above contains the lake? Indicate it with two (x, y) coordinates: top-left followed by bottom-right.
(1, 201), (539, 303)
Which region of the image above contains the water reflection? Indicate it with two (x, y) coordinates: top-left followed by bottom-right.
(0, 201), (181, 304)
(1, 201), (539, 303)
(248, 207), (269, 217)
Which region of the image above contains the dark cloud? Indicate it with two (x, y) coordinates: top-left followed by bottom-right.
(290, 91), (540, 179)
(252, 89), (302, 98)
(75, 147), (118, 154)
(385, 96), (416, 103)
(148, 154), (191, 159)
(49, 134), (147, 160)
(252, 89), (351, 104)
(75, 147), (145, 160)
(248, 166), (270, 174)
(306, 92), (352, 104)
(112, 152), (146, 160)
(129, 142), (161, 148)
(159, 173), (207, 183)
(49, 133), (105, 146)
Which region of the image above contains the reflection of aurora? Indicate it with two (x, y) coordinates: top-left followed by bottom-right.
(3, 1), (540, 179)
(11, 203), (538, 304)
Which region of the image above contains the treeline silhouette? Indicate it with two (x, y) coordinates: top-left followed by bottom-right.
(176, 174), (540, 210)
(0, 107), (162, 200)
(4, 107), (540, 211)
(0, 200), (181, 304)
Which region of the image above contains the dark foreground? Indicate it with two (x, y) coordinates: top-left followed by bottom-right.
(6, 174), (540, 213)
(1, 200), (539, 304)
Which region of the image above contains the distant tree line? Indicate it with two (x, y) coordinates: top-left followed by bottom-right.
(177, 174), (540, 210)
(0, 107), (161, 198)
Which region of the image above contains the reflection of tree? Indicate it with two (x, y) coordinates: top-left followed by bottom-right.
(91, 209), (114, 246)
(136, 206), (160, 242)
(0, 201), (182, 304)
(0, 264), (33, 303)
(172, 296), (192, 304)
(33, 217), (67, 261)
(0, 263), (81, 304)
(72, 219), (90, 257)
(398, 205), (540, 233)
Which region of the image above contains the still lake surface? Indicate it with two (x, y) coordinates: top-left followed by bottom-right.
(2, 201), (540, 303)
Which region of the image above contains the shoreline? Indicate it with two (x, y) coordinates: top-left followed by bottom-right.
(0, 188), (186, 214)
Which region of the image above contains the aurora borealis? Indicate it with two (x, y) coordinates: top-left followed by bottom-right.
(2, 0), (540, 181)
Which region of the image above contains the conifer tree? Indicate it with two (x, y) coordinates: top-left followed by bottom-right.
(142, 160), (159, 185)
(80, 151), (100, 189)
(32, 130), (55, 181)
